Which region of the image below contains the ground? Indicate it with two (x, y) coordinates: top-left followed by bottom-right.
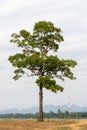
(0, 119), (87, 130)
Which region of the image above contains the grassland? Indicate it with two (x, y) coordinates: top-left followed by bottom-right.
(0, 119), (87, 130)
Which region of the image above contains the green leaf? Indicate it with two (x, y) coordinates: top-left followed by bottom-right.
(36, 76), (64, 93)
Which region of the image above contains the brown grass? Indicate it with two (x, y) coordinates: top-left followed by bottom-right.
(0, 119), (86, 130)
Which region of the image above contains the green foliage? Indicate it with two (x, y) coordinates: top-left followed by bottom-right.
(8, 20), (77, 93)
(0, 111), (87, 119)
(36, 76), (63, 93)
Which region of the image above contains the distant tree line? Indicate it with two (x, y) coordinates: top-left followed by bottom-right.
(0, 110), (87, 119)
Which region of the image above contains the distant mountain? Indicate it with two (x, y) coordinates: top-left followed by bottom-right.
(0, 104), (87, 114)
(0, 107), (38, 114)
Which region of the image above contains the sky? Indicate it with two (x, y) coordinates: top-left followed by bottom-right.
(0, 0), (87, 110)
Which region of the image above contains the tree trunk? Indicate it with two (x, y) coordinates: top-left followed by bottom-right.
(38, 83), (43, 121)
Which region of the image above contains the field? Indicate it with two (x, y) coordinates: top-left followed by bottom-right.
(0, 119), (87, 130)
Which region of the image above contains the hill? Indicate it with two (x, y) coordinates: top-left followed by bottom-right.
(0, 104), (87, 114)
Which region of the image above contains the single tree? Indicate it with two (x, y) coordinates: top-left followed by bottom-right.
(8, 21), (77, 121)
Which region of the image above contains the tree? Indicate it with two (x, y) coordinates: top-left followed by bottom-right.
(8, 21), (77, 121)
(64, 111), (70, 119)
(57, 109), (64, 119)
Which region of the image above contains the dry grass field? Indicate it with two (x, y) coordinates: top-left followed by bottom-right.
(0, 119), (87, 130)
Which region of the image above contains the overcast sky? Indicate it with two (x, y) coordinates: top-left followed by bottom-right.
(0, 0), (87, 110)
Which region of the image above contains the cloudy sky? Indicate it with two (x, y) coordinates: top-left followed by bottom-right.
(0, 0), (87, 110)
